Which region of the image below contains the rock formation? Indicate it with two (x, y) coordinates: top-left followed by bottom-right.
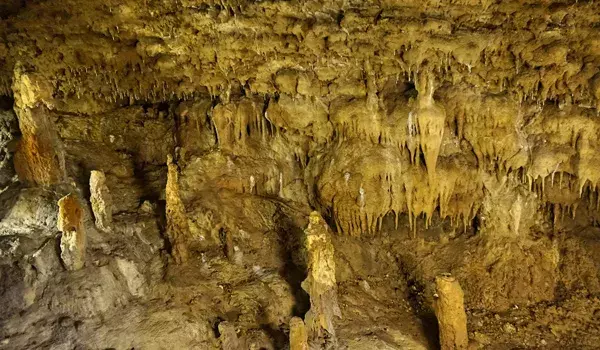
(90, 170), (112, 231)
(165, 154), (190, 264)
(301, 211), (342, 348)
(11, 66), (65, 186)
(57, 193), (86, 271)
(434, 274), (469, 350)
(218, 321), (244, 350)
(289, 317), (309, 350)
(0, 0), (600, 349)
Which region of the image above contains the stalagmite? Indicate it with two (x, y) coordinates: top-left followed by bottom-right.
(433, 274), (468, 350)
(289, 317), (309, 350)
(301, 211), (342, 348)
(58, 194), (86, 271)
(166, 154), (190, 264)
(12, 64), (65, 186)
(218, 321), (244, 350)
(89, 170), (112, 231)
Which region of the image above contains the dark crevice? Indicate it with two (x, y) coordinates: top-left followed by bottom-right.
(273, 206), (310, 319)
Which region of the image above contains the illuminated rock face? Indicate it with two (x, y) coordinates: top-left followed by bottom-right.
(1, 1), (600, 349)
(301, 212), (342, 348)
(165, 154), (191, 264)
(58, 193), (86, 271)
(289, 317), (309, 350)
(90, 170), (112, 231)
(434, 275), (468, 350)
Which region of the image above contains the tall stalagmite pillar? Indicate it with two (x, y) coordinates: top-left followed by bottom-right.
(301, 211), (342, 348)
(434, 274), (469, 350)
(165, 154), (190, 264)
(58, 194), (86, 271)
(12, 65), (65, 186)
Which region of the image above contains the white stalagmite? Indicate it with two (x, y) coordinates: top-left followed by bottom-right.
(90, 170), (112, 231)
(301, 211), (342, 348)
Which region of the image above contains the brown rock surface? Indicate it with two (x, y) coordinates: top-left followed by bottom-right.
(0, 1), (600, 349)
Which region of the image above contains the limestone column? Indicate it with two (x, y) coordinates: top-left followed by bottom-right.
(58, 193), (86, 271)
(434, 274), (468, 350)
(301, 211), (342, 348)
(165, 154), (190, 264)
(12, 65), (65, 186)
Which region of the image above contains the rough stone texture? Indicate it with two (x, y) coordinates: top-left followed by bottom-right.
(115, 258), (146, 298)
(165, 154), (190, 264)
(57, 193), (86, 271)
(302, 211), (342, 348)
(90, 170), (112, 231)
(0, 1), (600, 349)
(218, 321), (244, 350)
(11, 67), (65, 186)
(434, 274), (468, 350)
(289, 316), (309, 350)
(0, 108), (17, 187)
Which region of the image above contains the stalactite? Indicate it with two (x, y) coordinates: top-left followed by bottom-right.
(414, 72), (445, 184)
(218, 322), (244, 350)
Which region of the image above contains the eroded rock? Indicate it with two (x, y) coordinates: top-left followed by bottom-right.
(289, 316), (309, 350)
(57, 194), (85, 271)
(90, 170), (112, 231)
(11, 66), (65, 186)
(165, 154), (190, 264)
(301, 211), (342, 348)
(218, 321), (244, 350)
(434, 274), (468, 350)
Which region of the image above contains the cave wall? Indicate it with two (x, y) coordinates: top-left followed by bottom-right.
(1, 0), (600, 349)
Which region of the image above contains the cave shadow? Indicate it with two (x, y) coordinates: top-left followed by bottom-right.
(406, 278), (440, 350)
(259, 322), (288, 350)
(273, 206), (310, 318)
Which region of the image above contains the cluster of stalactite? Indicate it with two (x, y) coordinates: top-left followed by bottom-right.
(6, 60), (600, 239)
